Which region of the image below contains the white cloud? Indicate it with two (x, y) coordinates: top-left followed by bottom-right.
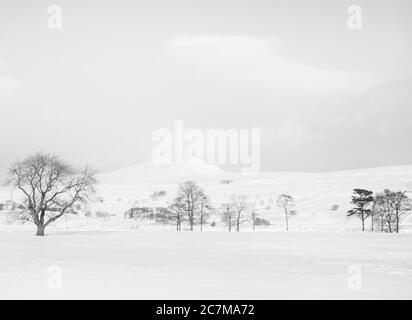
(168, 34), (383, 94)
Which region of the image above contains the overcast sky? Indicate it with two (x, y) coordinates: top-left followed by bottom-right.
(0, 0), (411, 174)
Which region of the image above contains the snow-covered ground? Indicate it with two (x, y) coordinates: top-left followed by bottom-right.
(1, 163), (412, 299)
(2, 163), (412, 232)
(0, 229), (411, 299)
(95, 163), (412, 232)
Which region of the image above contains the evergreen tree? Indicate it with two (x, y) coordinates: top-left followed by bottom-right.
(347, 188), (374, 231)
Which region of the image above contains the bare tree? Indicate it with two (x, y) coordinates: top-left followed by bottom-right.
(373, 194), (388, 232)
(199, 199), (212, 232)
(391, 191), (411, 233)
(167, 199), (186, 231)
(370, 196), (378, 231)
(6, 152), (97, 236)
(250, 197), (259, 231)
(221, 203), (235, 232)
(251, 209), (258, 231)
(229, 194), (250, 232)
(375, 189), (411, 233)
(276, 194), (295, 231)
(175, 181), (208, 231)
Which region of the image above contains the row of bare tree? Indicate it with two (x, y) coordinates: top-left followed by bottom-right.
(4, 152), (297, 235)
(11, 153), (410, 236)
(347, 188), (411, 233)
(166, 181), (297, 232)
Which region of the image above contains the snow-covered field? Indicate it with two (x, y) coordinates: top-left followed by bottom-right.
(1, 164), (412, 299)
(95, 163), (412, 232)
(0, 228), (411, 299)
(2, 163), (412, 233)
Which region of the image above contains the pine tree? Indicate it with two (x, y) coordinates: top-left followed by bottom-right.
(347, 189), (374, 231)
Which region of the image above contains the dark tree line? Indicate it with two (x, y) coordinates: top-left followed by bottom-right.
(347, 188), (411, 233)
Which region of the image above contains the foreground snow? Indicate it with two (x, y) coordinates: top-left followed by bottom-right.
(0, 229), (411, 299)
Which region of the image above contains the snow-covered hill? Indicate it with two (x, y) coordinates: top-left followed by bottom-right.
(1, 163), (412, 232)
(96, 163), (412, 231)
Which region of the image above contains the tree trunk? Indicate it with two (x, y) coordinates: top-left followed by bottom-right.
(361, 210), (365, 231)
(395, 211), (400, 233)
(371, 208), (374, 232)
(200, 214), (203, 232)
(284, 207), (289, 231)
(200, 203), (204, 232)
(36, 224), (45, 236)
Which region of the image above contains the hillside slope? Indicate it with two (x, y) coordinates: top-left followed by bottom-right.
(1, 163), (412, 232)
